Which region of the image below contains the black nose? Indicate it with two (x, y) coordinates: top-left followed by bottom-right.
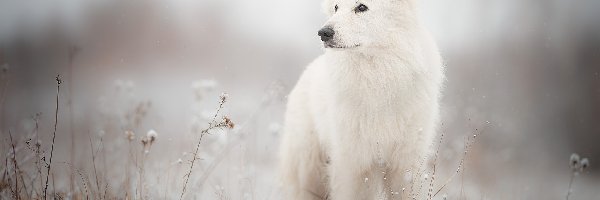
(318, 27), (335, 42)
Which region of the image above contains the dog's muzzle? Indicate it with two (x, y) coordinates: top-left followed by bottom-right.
(318, 27), (335, 42)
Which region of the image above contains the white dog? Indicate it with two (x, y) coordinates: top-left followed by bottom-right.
(279, 0), (444, 199)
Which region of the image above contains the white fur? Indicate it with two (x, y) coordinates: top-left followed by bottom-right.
(279, 0), (444, 199)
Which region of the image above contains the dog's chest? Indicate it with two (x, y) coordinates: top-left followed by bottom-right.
(330, 61), (422, 111)
(311, 54), (436, 164)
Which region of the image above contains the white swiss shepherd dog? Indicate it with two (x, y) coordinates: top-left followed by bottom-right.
(279, 0), (444, 199)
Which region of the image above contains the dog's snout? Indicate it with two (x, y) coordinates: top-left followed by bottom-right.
(318, 27), (335, 42)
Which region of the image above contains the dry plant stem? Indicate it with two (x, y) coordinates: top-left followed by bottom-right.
(8, 134), (30, 198)
(9, 130), (20, 200)
(103, 182), (109, 199)
(63, 162), (90, 200)
(409, 157), (427, 198)
(26, 173), (35, 198)
(18, 159), (29, 198)
(4, 157), (17, 196)
(433, 133), (477, 198)
(68, 48), (76, 197)
(176, 102), (272, 199)
(180, 99), (225, 200)
(34, 115), (44, 194)
(125, 140), (132, 198)
(139, 148), (147, 200)
(566, 172), (575, 200)
(459, 137), (467, 199)
(427, 133), (444, 200)
(88, 132), (101, 198)
(100, 136), (108, 193)
(196, 141), (232, 188)
(43, 75), (61, 200)
(195, 103), (265, 191)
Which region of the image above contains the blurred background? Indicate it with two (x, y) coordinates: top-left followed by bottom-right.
(1, 0), (599, 199)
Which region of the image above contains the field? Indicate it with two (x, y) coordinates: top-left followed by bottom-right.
(1, 0), (599, 199)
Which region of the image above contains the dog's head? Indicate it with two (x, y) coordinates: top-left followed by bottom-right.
(318, 0), (418, 51)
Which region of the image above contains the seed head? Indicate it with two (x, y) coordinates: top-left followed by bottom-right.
(220, 92), (229, 103)
(223, 116), (235, 129)
(125, 130), (135, 141)
(146, 129), (158, 143)
(580, 158), (589, 171)
(141, 136), (149, 146)
(570, 153), (580, 170)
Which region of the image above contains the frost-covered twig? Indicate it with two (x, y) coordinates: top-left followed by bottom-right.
(43, 75), (61, 200)
(9, 130), (20, 200)
(88, 132), (101, 198)
(62, 162), (90, 200)
(433, 131), (479, 198)
(180, 93), (234, 200)
(427, 132), (444, 200)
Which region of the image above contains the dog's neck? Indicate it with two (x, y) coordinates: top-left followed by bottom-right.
(321, 29), (433, 98)
(325, 40), (423, 68)
(325, 23), (424, 59)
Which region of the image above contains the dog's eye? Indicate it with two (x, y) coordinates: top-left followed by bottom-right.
(355, 4), (368, 13)
(334, 5), (338, 12)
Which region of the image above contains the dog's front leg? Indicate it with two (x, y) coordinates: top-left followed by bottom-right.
(280, 84), (329, 200)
